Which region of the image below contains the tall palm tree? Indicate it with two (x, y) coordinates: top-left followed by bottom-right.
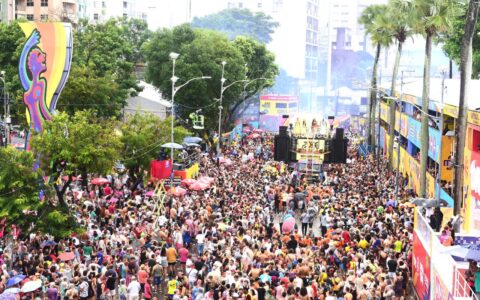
(386, 0), (415, 168)
(412, 0), (463, 197)
(359, 5), (393, 152)
(454, 0), (479, 215)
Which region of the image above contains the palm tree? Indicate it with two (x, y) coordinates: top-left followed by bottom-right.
(386, 0), (415, 168)
(454, 0), (479, 216)
(412, 0), (463, 197)
(359, 5), (393, 152)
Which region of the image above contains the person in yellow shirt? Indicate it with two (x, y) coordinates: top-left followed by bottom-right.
(358, 238), (369, 250)
(166, 245), (177, 275)
(394, 239), (402, 253)
(166, 274), (178, 299)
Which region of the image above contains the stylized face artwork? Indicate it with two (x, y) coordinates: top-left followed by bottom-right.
(18, 23), (73, 150)
(28, 49), (47, 75)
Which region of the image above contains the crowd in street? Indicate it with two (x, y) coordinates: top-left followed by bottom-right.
(0, 132), (418, 300)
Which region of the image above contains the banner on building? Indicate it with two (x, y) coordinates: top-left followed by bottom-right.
(412, 231), (431, 300)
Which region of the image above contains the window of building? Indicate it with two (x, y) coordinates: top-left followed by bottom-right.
(26, 0), (34, 7)
(123, 1), (127, 9)
(123, 13), (128, 18)
(94, 13), (98, 20)
(40, 14), (48, 20)
(41, 0), (48, 7)
(257, 2), (262, 8)
(102, 1), (106, 8)
(27, 14), (34, 20)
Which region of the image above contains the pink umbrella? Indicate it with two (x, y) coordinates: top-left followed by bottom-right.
(253, 128), (263, 133)
(169, 187), (187, 197)
(282, 217), (296, 234)
(181, 178), (196, 187)
(58, 252), (75, 261)
(198, 176), (214, 184)
(243, 127), (252, 133)
(189, 181), (209, 191)
(248, 133), (260, 139)
(108, 198), (118, 204)
(62, 175), (77, 181)
(91, 178), (109, 185)
(145, 191), (154, 197)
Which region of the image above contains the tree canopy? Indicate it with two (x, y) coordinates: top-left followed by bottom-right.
(120, 114), (191, 182)
(143, 24), (278, 131)
(191, 8), (279, 44)
(0, 147), (79, 238)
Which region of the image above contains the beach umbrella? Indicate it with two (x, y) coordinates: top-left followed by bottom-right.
(108, 198), (118, 204)
(21, 280), (42, 293)
(0, 293), (16, 300)
(145, 191), (154, 197)
(183, 137), (202, 144)
(169, 187), (187, 197)
(161, 142), (183, 150)
(6, 275), (25, 288)
(282, 217), (296, 234)
(185, 143), (201, 148)
(198, 176), (214, 184)
(248, 133), (260, 139)
(91, 178), (109, 185)
(58, 252), (75, 261)
(41, 240), (57, 248)
(181, 178), (196, 187)
(253, 128), (263, 133)
(3, 288), (20, 294)
(189, 181), (209, 191)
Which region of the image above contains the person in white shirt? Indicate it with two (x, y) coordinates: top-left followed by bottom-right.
(126, 276), (141, 300)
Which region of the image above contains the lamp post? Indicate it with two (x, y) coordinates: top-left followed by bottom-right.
(436, 70), (447, 203)
(169, 52), (211, 183)
(0, 71), (9, 148)
(216, 61), (248, 154)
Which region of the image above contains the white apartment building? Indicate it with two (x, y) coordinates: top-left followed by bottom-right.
(77, 0), (148, 23)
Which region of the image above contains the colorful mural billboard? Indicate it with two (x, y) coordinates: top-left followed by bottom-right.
(19, 22), (73, 150)
(412, 231), (431, 300)
(407, 117), (441, 163)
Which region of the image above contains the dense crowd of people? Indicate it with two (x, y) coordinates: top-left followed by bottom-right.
(0, 132), (417, 300)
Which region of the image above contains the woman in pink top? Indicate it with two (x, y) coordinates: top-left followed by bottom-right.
(137, 265), (149, 295)
(178, 246), (189, 272)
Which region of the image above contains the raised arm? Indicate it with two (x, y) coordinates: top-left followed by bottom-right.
(19, 29), (41, 91)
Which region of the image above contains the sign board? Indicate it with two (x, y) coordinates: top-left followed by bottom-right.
(412, 231), (430, 300)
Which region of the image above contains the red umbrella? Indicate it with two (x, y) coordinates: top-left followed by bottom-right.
(248, 133), (260, 139)
(58, 252), (75, 261)
(189, 181), (209, 191)
(181, 178), (196, 187)
(91, 178), (109, 185)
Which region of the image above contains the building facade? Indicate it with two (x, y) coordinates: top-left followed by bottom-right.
(77, 0), (147, 23)
(14, 0), (77, 23)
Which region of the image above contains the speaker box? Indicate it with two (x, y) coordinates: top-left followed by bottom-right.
(274, 135), (290, 162)
(279, 126), (288, 136)
(335, 127), (344, 140)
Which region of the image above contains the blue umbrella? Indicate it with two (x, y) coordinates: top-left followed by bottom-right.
(183, 137), (202, 144)
(6, 275), (25, 288)
(41, 240), (57, 247)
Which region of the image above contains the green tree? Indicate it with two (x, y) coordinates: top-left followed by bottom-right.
(0, 147), (78, 238)
(191, 8), (279, 44)
(120, 114), (190, 183)
(0, 21), (28, 127)
(229, 36), (278, 120)
(386, 0), (416, 168)
(60, 18), (150, 117)
(359, 4), (393, 151)
(30, 111), (123, 202)
(412, 0), (463, 197)
(144, 25), (246, 130)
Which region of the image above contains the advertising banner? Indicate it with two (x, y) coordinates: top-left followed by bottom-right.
(467, 150), (480, 232)
(380, 102), (388, 122)
(468, 110), (480, 127)
(407, 117), (441, 162)
(412, 231), (431, 300)
(432, 267), (453, 300)
(150, 160), (172, 180)
(400, 114), (408, 137)
(395, 110), (400, 132)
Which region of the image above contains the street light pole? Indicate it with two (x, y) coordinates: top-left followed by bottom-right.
(169, 52), (211, 183)
(436, 70), (446, 203)
(217, 61), (226, 154)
